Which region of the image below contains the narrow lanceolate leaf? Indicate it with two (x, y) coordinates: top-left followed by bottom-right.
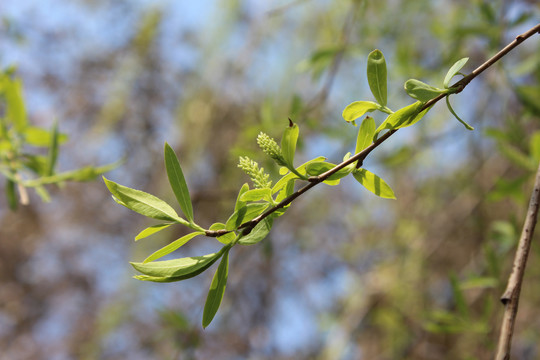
(444, 57), (469, 88)
(353, 168), (396, 199)
(164, 143), (194, 223)
(367, 49), (387, 106)
(342, 101), (380, 123)
(6, 77), (27, 131)
(202, 249), (230, 328)
(46, 120), (59, 176)
(306, 161), (355, 181)
(281, 120), (299, 167)
(355, 116), (376, 153)
(374, 101), (431, 138)
(446, 96), (474, 130)
(103, 177), (189, 225)
(238, 217), (273, 245)
(143, 231), (204, 263)
(135, 223), (174, 241)
(404, 79), (448, 102)
(131, 247), (228, 279)
(6, 179), (17, 210)
(234, 183), (250, 212)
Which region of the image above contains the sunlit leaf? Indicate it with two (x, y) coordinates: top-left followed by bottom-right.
(446, 96), (474, 130)
(103, 176), (189, 225)
(239, 188), (273, 203)
(164, 142), (194, 223)
(238, 218), (273, 245)
(23, 126), (68, 147)
(374, 101), (430, 138)
(234, 183), (249, 211)
(342, 101), (380, 122)
(135, 223), (174, 241)
(281, 120), (299, 167)
(306, 161), (354, 181)
(353, 168), (396, 199)
(5, 77), (27, 131)
(355, 116), (376, 153)
(131, 247), (228, 279)
(367, 49), (387, 106)
(209, 222), (236, 245)
(46, 120), (59, 176)
(443, 57), (469, 88)
(225, 203), (268, 230)
(272, 156), (325, 194)
(143, 231), (204, 263)
(404, 79), (448, 102)
(202, 248), (230, 328)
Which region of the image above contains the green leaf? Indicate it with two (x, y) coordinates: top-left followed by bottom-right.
(209, 222), (236, 245)
(353, 168), (396, 199)
(225, 203), (268, 230)
(367, 49), (387, 106)
(164, 143), (194, 223)
(404, 79), (448, 102)
(103, 176), (189, 225)
(306, 161), (355, 181)
(272, 156), (325, 194)
(238, 217), (273, 245)
(239, 188), (273, 203)
(46, 120), (59, 176)
(234, 183), (249, 212)
(281, 120), (299, 167)
(460, 276), (498, 290)
(342, 101), (380, 123)
(135, 223), (174, 241)
(131, 246), (228, 279)
(22, 126), (68, 147)
(202, 248), (230, 328)
(374, 101), (430, 138)
(530, 131), (540, 161)
(5, 77), (27, 131)
(143, 231), (204, 263)
(444, 57), (469, 88)
(355, 116), (376, 153)
(446, 96), (474, 130)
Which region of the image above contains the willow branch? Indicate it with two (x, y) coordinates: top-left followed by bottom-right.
(495, 160), (540, 360)
(205, 23), (540, 237)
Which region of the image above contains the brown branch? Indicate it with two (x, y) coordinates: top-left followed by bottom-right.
(495, 160), (540, 360)
(205, 23), (540, 237)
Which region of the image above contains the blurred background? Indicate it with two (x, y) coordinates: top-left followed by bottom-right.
(1, 1), (539, 359)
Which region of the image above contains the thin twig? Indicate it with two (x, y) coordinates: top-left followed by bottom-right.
(495, 160), (540, 360)
(205, 23), (540, 237)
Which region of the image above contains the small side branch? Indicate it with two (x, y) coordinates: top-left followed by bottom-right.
(495, 160), (540, 360)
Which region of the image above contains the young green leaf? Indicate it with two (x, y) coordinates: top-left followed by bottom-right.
(272, 156), (326, 194)
(5, 77), (27, 131)
(404, 79), (449, 102)
(444, 57), (469, 88)
(239, 188), (273, 203)
(367, 49), (387, 106)
(209, 223), (236, 244)
(281, 119), (299, 167)
(342, 101), (380, 123)
(46, 120), (59, 176)
(306, 161), (355, 181)
(135, 223), (174, 241)
(225, 203), (269, 230)
(238, 217), (273, 245)
(164, 143), (194, 223)
(103, 177), (189, 225)
(143, 231), (204, 263)
(234, 183), (249, 211)
(374, 101), (431, 138)
(353, 168), (396, 199)
(446, 96), (474, 130)
(355, 116), (376, 153)
(202, 248), (230, 328)
(131, 247), (228, 279)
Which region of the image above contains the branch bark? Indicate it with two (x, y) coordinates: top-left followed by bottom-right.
(495, 160), (540, 360)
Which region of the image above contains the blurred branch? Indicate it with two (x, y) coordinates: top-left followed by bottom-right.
(495, 160), (540, 360)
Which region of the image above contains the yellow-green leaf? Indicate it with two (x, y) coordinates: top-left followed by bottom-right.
(353, 168), (396, 199)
